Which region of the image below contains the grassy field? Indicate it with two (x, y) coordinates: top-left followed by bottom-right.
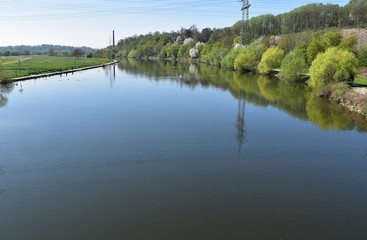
(0, 56), (110, 79)
(354, 77), (367, 86)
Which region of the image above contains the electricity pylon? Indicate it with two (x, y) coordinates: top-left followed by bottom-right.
(237, 91), (246, 153)
(240, 0), (251, 45)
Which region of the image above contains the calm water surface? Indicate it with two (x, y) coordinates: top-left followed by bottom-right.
(0, 60), (366, 240)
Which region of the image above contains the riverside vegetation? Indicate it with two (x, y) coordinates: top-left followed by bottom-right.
(107, 0), (367, 116)
(0, 56), (110, 82)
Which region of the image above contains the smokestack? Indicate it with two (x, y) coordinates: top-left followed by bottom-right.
(113, 30), (115, 47)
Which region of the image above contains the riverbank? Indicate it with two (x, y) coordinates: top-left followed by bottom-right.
(10, 60), (118, 82)
(340, 88), (367, 118)
(0, 56), (113, 83)
(315, 82), (367, 118)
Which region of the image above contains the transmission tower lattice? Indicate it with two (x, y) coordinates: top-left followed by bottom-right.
(240, 0), (251, 45)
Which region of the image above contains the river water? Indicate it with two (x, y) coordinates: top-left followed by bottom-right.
(0, 60), (366, 240)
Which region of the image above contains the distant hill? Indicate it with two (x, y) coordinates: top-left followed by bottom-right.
(0, 44), (95, 56)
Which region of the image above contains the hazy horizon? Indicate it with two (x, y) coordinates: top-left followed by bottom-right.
(1, 0), (349, 48)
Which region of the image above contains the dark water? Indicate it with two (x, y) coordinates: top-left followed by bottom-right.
(0, 60), (366, 240)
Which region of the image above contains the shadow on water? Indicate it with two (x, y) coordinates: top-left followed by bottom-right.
(118, 59), (367, 132)
(0, 83), (15, 108)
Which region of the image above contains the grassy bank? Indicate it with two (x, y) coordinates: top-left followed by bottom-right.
(354, 77), (367, 86)
(0, 56), (110, 79)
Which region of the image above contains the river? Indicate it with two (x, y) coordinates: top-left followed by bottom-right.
(0, 60), (366, 240)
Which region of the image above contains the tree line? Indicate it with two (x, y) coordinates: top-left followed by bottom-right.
(114, 0), (367, 61)
(0, 44), (94, 57)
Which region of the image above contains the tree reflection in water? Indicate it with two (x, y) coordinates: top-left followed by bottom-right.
(0, 83), (15, 108)
(117, 59), (367, 133)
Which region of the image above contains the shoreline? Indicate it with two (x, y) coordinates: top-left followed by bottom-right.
(8, 60), (118, 83)
(340, 87), (367, 118)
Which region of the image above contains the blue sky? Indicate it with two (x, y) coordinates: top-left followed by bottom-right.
(0, 0), (349, 48)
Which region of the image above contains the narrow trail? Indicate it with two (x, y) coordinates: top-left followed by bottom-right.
(2, 58), (31, 65)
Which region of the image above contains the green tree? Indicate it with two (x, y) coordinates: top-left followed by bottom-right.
(23, 50), (30, 56)
(48, 48), (56, 56)
(280, 53), (309, 81)
(178, 44), (192, 59)
(72, 48), (84, 59)
(221, 47), (244, 69)
(309, 47), (358, 88)
(200, 43), (228, 65)
(258, 47), (284, 74)
(277, 35), (295, 53)
(339, 34), (358, 53)
(128, 49), (138, 58)
(103, 48), (112, 59)
(358, 47), (367, 67)
(234, 44), (267, 72)
(165, 43), (179, 60)
(322, 31), (342, 48)
(306, 34), (325, 64)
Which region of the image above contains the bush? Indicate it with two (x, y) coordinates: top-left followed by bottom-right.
(280, 53), (308, 82)
(309, 47), (358, 88)
(258, 47), (284, 74)
(358, 47), (367, 67)
(322, 31), (342, 48)
(339, 34), (358, 53)
(234, 44), (267, 72)
(165, 43), (179, 60)
(178, 44), (193, 59)
(128, 49), (138, 58)
(221, 47), (244, 69)
(277, 35), (295, 53)
(200, 43), (228, 66)
(306, 36), (324, 64)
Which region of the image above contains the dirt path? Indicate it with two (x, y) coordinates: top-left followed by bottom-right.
(3, 58), (31, 65)
(353, 87), (367, 95)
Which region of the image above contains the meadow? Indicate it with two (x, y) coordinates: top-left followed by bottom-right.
(0, 56), (110, 79)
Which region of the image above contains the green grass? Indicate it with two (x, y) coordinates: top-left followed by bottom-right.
(354, 76), (367, 86)
(0, 56), (26, 65)
(1, 56), (110, 79)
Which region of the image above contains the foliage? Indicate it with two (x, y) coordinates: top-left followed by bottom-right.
(165, 43), (179, 60)
(220, 47), (245, 69)
(0, 45), (93, 56)
(200, 43), (226, 66)
(128, 49), (138, 58)
(306, 33), (325, 64)
(357, 47), (367, 67)
(277, 35), (296, 53)
(280, 53), (309, 81)
(178, 43), (193, 59)
(116, 49), (128, 59)
(48, 48), (56, 56)
(322, 31), (342, 48)
(339, 34), (358, 53)
(232, 36), (242, 47)
(294, 43), (308, 59)
(258, 47), (284, 74)
(234, 44), (268, 72)
(72, 48), (84, 59)
(309, 47), (358, 88)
